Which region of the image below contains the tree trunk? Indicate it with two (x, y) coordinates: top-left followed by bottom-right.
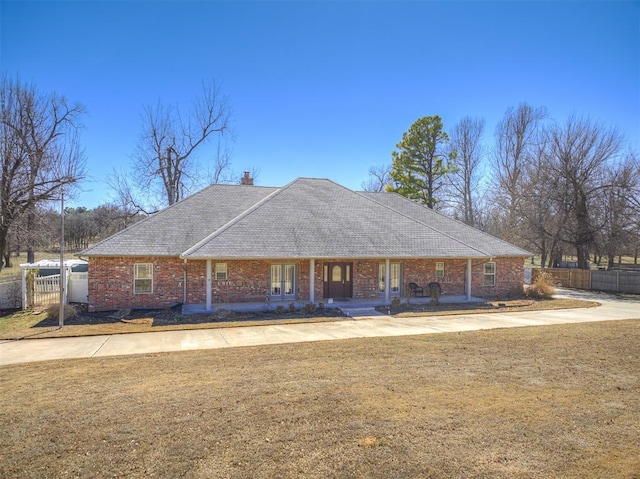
(0, 226), (8, 273)
(539, 236), (548, 269)
(576, 243), (590, 270)
(574, 189), (593, 269)
(26, 210), (35, 264)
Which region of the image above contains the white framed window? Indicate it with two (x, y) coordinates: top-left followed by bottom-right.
(483, 262), (496, 287)
(134, 263), (153, 294)
(215, 263), (227, 281)
(378, 263), (401, 294)
(435, 262), (445, 278)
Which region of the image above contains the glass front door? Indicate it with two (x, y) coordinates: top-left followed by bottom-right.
(378, 263), (401, 295)
(271, 264), (296, 299)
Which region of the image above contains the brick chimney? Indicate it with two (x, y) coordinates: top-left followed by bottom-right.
(241, 170), (254, 186)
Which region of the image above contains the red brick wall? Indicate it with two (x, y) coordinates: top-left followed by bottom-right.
(206, 260), (304, 304)
(88, 256), (525, 311)
(87, 256), (184, 312)
(470, 257), (525, 298)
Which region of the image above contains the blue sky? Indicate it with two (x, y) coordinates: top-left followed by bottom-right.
(2, 0), (639, 208)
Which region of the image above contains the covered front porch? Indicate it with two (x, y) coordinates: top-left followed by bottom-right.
(182, 292), (485, 316)
(189, 258), (480, 314)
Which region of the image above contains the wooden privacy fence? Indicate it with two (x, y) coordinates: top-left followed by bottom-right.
(592, 270), (640, 294)
(534, 268), (640, 294)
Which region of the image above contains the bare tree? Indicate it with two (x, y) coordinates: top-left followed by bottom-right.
(592, 153), (640, 268)
(546, 116), (624, 268)
(445, 116), (485, 225)
(361, 164), (391, 192)
(518, 137), (568, 267)
(131, 80), (231, 207)
(207, 138), (235, 185)
(0, 75), (86, 269)
(107, 166), (159, 216)
(492, 103), (547, 243)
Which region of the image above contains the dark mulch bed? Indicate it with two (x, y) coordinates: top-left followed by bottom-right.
(35, 303), (348, 328)
(376, 298), (535, 315)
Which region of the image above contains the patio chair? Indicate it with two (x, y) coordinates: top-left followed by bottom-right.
(408, 282), (425, 297)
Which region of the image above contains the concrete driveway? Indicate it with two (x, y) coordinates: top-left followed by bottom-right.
(1, 289), (638, 366)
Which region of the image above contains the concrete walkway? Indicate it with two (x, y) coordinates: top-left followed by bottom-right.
(1, 289), (638, 366)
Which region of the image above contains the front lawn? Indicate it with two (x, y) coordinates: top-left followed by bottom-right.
(1, 320), (638, 478)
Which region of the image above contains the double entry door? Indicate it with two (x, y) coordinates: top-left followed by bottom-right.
(324, 262), (353, 299)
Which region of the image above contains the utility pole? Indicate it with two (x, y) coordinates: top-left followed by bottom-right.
(59, 187), (65, 328)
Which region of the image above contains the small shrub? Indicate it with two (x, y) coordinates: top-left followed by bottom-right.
(289, 302), (296, 313)
(529, 270), (556, 299)
(275, 305), (284, 315)
(302, 303), (316, 314)
(391, 297), (401, 309)
(46, 303), (78, 321)
(317, 302), (324, 310)
(174, 315), (184, 322)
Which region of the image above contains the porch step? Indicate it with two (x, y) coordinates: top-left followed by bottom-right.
(339, 307), (388, 319)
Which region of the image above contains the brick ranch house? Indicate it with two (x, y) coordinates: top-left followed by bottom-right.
(81, 177), (531, 312)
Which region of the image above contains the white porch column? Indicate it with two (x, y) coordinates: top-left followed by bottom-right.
(466, 258), (472, 301)
(206, 259), (212, 311)
(183, 259), (188, 304)
(384, 258), (390, 304)
(309, 259), (315, 303)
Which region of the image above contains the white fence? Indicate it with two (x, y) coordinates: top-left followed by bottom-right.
(23, 272), (89, 309)
(68, 272), (88, 303)
(31, 274), (62, 307)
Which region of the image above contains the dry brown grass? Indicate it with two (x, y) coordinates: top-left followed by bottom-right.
(44, 303), (79, 322)
(1, 320), (638, 479)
